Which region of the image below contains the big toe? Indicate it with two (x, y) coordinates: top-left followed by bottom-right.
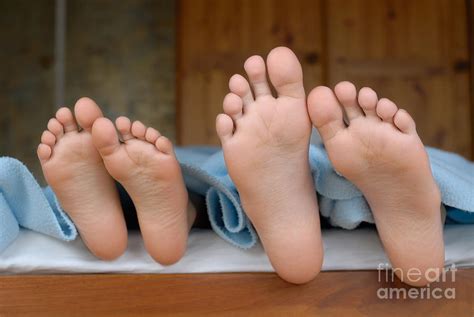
(266, 46), (305, 99)
(92, 117), (121, 157)
(74, 97), (104, 131)
(307, 86), (345, 142)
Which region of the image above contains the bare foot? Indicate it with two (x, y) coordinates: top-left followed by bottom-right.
(308, 81), (444, 286)
(37, 98), (127, 260)
(91, 117), (194, 265)
(216, 47), (323, 284)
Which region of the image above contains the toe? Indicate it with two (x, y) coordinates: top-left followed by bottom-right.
(37, 144), (52, 163)
(115, 116), (133, 141)
(334, 81), (364, 121)
(92, 118), (122, 157)
(244, 55), (272, 98)
(216, 113), (234, 143)
(358, 87), (379, 118)
(266, 46), (305, 99)
(376, 98), (398, 123)
(223, 93), (243, 121)
(307, 86), (345, 142)
(394, 109), (417, 134)
(47, 118), (64, 139)
(74, 97), (104, 131)
(155, 136), (174, 155)
(41, 130), (56, 147)
(55, 107), (78, 133)
(131, 120), (147, 140)
(145, 127), (161, 144)
(229, 74), (254, 107)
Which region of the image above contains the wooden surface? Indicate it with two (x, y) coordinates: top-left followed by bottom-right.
(469, 0), (474, 156)
(178, 0), (324, 145)
(326, 0), (472, 158)
(0, 271), (473, 316)
(178, 0), (474, 160)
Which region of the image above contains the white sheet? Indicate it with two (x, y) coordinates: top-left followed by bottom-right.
(1, 225), (473, 274)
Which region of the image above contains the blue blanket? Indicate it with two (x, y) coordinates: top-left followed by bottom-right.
(0, 145), (473, 253)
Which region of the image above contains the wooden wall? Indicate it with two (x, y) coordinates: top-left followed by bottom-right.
(0, 0), (175, 182)
(1, 0), (473, 183)
(178, 0), (474, 160)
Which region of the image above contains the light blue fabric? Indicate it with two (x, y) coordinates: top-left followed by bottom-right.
(0, 157), (76, 253)
(0, 145), (472, 253)
(175, 145), (474, 248)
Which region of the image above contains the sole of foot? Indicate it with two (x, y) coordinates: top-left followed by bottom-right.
(38, 98), (127, 260)
(91, 116), (194, 265)
(308, 81), (444, 286)
(216, 47), (323, 284)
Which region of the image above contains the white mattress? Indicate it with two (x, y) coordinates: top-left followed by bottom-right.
(1, 225), (473, 274)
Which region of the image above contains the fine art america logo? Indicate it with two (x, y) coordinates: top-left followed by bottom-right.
(377, 263), (457, 300)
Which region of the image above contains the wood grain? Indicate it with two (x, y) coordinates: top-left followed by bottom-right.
(326, 0), (472, 158)
(468, 0), (474, 156)
(177, 0), (324, 145)
(0, 271), (472, 316)
(178, 0), (473, 159)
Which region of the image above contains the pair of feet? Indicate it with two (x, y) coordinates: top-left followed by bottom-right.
(38, 100), (193, 265)
(38, 47), (443, 286)
(215, 47), (443, 286)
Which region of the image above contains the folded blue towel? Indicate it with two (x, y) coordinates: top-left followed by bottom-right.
(0, 145), (472, 253)
(175, 145), (474, 248)
(0, 158), (76, 253)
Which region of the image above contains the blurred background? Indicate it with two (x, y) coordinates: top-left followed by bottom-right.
(1, 0), (473, 182)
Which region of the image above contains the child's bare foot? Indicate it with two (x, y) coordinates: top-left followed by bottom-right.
(216, 47), (323, 284)
(308, 82), (444, 286)
(92, 117), (193, 265)
(37, 98), (127, 260)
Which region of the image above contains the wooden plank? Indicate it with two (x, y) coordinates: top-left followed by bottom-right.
(0, 0), (55, 181)
(326, 0), (472, 159)
(65, 0), (176, 142)
(468, 0), (474, 156)
(177, 0), (324, 145)
(0, 271), (472, 316)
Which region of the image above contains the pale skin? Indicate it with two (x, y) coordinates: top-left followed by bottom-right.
(38, 47), (444, 286)
(38, 98), (195, 264)
(216, 47), (443, 286)
(307, 81), (444, 287)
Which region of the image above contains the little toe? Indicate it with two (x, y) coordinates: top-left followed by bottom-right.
(145, 127), (161, 144)
(37, 144), (52, 163)
(41, 130), (56, 147)
(223, 93), (244, 121)
(307, 86), (345, 142)
(376, 98), (398, 123)
(155, 136), (174, 155)
(92, 118), (122, 157)
(131, 121), (147, 140)
(74, 97), (104, 131)
(358, 87), (379, 118)
(229, 74), (254, 106)
(47, 118), (64, 139)
(394, 109), (417, 134)
(56, 107), (78, 133)
(266, 46), (305, 99)
(244, 55), (272, 98)
(115, 116), (133, 141)
(334, 81), (364, 121)
(216, 113), (234, 144)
